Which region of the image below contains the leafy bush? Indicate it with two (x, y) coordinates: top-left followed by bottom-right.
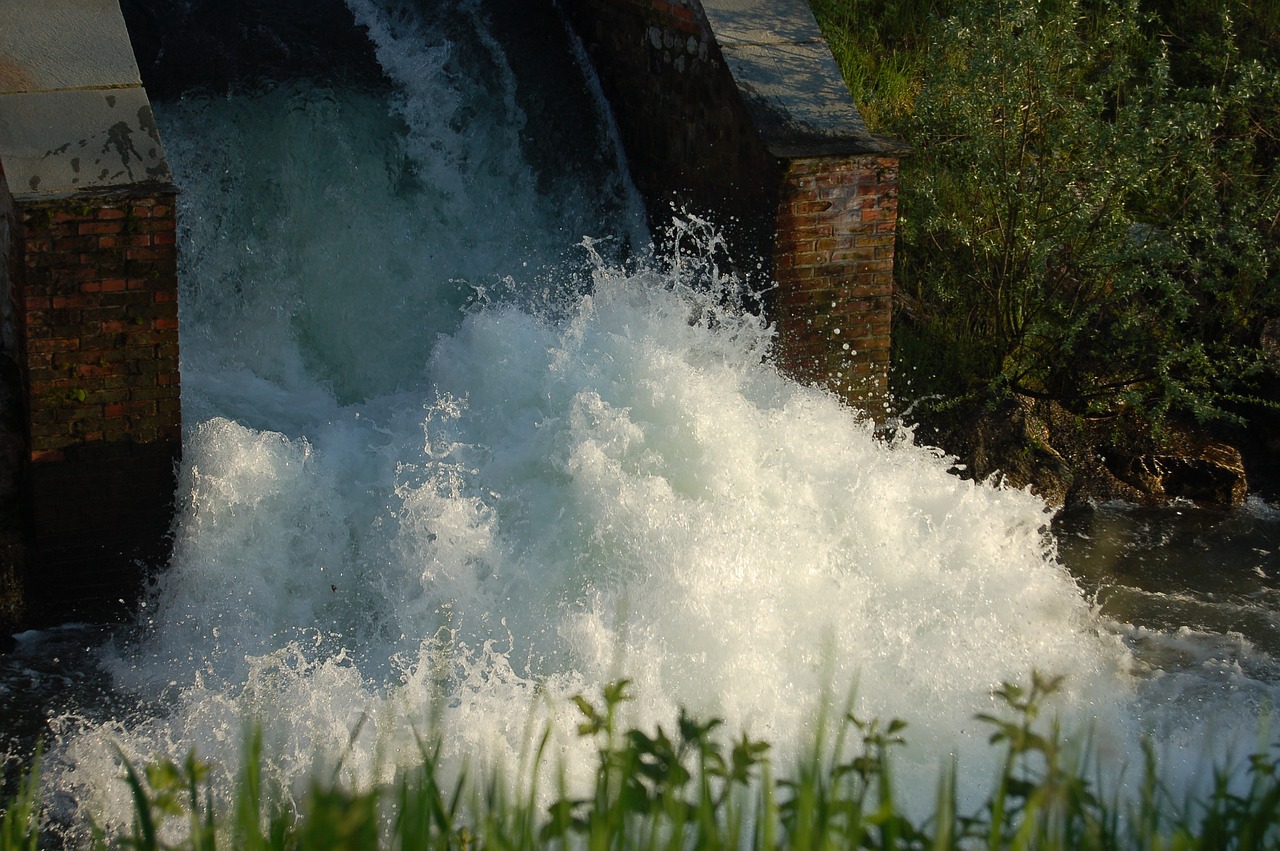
(812, 0), (1280, 431)
(899, 0), (1280, 425)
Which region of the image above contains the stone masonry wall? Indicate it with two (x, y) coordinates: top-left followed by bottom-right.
(561, 0), (900, 409)
(14, 192), (180, 623)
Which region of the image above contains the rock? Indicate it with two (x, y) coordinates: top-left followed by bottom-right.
(906, 392), (1251, 508)
(959, 396), (1151, 507)
(1103, 440), (1247, 507)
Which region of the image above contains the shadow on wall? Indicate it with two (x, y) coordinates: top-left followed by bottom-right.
(120, 0), (391, 97)
(0, 183), (20, 634)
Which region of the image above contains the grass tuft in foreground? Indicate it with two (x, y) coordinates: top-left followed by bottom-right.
(4, 673), (1280, 849)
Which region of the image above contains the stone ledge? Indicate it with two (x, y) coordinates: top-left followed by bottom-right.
(0, 0), (141, 94)
(700, 0), (905, 157)
(0, 88), (173, 199)
(0, 0), (174, 200)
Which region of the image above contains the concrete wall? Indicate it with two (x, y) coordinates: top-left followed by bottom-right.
(559, 0), (902, 406)
(0, 0), (180, 629)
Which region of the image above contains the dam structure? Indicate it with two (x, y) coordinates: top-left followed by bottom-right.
(0, 0), (897, 631)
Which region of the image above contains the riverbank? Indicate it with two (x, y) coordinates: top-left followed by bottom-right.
(811, 0), (1279, 508)
(902, 392), (1268, 510)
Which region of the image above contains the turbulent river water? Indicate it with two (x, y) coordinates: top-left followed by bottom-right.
(5, 0), (1280, 841)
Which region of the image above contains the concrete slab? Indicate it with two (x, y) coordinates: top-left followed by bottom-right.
(700, 0), (891, 156)
(699, 0), (826, 46)
(0, 0), (141, 93)
(721, 40), (878, 156)
(0, 0), (173, 198)
(0, 88), (171, 198)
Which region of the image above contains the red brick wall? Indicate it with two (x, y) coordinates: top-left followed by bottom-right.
(12, 192), (181, 624)
(17, 197), (181, 458)
(773, 156), (898, 404)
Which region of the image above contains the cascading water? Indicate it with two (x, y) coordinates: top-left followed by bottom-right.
(14, 0), (1280, 841)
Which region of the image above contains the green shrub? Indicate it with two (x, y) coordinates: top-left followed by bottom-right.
(899, 0), (1280, 425)
(811, 0), (1280, 429)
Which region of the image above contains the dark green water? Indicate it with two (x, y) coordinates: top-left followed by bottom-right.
(1057, 499), (1280, 678)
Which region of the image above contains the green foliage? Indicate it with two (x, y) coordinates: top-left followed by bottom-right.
(900, 0), (1280, 425)
(8, 674), (1280, 848)
(101, 739), (243, 851)
(807, 0), (949, 130)
(812, 0), (1280, 430)
(0, 743), (40, 851)
(542, 678), (772, 849)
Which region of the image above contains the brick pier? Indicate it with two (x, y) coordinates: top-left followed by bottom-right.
(0, 0), (180, 628)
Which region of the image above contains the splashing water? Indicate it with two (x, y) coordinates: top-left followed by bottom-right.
(33, 0), (1278, 841)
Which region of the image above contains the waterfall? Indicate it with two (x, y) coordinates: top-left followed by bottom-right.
(32, 0), (1278, 840)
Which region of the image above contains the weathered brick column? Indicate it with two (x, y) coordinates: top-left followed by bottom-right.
(13, 195), (180, 622)
(1, 0), (181, 627)
(773, 157), (897, 400)
(561, 0), (904, 407)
